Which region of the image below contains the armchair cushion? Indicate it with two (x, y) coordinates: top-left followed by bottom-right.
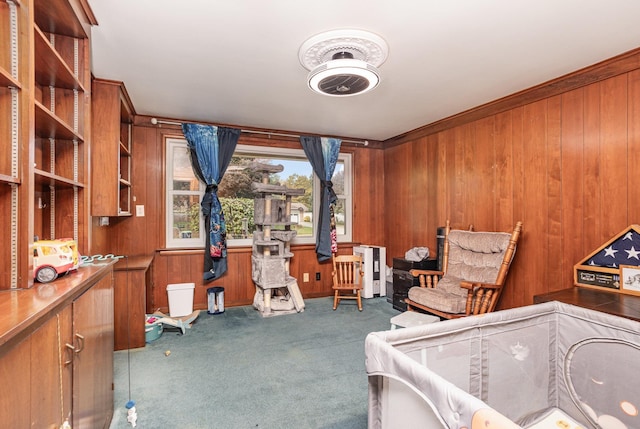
(408, 277), (467, 314)
(446, 230), (512, 283)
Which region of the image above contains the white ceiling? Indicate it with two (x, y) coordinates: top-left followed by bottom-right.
(88, 0), (640, 142)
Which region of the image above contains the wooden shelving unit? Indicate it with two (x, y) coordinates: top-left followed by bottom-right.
(92, 78), (135, 217)
(0, 0), (94, 290)
(0, 1), (114, 426)
(0, 0), (29, 289)
(31, 0), (91, 269)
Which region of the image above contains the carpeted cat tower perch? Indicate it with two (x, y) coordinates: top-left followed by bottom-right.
(250, 162), (305, 317)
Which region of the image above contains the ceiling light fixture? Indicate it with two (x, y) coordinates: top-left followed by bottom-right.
(299, 29), (389, 97)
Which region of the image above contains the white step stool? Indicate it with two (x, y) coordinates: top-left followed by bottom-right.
(390, 311), (440, 329)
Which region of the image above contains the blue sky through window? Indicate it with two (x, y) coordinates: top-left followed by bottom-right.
(278, 159), (312, 179)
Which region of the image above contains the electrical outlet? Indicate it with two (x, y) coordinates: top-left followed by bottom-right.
(316, 272), (321, 281)
(136, 205), (145, 217)
(303, 273), (309, 283)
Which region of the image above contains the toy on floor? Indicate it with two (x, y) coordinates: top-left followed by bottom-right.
(126, 400), (137, 427)
(152, 310), (200, 335)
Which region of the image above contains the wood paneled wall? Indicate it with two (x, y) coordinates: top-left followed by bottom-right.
(91, 47), (640, 313)
(91, 122), (385, 312)
(384, 53), (640, 310)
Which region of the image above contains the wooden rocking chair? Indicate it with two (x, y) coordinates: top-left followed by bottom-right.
(332, 254), (365, 311)
(405, 221), (522, 319)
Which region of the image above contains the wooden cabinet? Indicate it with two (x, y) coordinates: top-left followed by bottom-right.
(92, 78), (135, 217)
(113, 255), (153, 350)
(0, 0), (95, 290)
(30, 305), (74, 428)
(0, 264), (114, 428)
(72, 272), (114, 428)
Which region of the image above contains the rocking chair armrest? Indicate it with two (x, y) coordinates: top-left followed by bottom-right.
(459, 281), (500, 291)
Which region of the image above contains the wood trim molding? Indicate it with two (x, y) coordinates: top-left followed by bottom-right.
(385, 46), (640, 147)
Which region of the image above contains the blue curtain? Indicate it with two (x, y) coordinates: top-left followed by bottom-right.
(182, 123), (240, 281)
(300, 136), (342, 261)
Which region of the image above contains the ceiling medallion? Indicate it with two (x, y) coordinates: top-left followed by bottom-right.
(298, 29), (389, 97)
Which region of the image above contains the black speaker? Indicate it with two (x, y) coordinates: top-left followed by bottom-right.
(436, 226), (446, 271)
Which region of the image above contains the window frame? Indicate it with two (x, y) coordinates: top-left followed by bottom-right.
(164, 139), (353, 249)
(165, 137), (206, 249)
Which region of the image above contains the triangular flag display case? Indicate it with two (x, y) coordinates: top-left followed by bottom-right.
(574, 224), (640, 295)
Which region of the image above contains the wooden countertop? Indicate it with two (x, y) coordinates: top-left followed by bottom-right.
(534, 286), (640, 322)
(113, 254), (153, 271)
(0, 262), (114, 351)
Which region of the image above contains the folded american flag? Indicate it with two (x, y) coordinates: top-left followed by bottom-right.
(588, 226), (640, 268)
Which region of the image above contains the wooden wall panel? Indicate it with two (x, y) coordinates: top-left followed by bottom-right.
(521, 100), (549, 304)
(383, 135), (439, 262)
(98, 48), (640, 312)
(582, 83), (602, 255)
(102, 122), (384, 311)
(384, 143), (417, 260)
(148, 245), (353, 313)
(384, 68), (640, 308)
(434, 133), (448, 233)
(560, 89), (585, 291)
(352, 146), (386, 249)
(507, 107), (526, 308)
(424, 135), (440, 246)
(471, 117), (495, 229)
(599, 75), (628, 239)
(629, 71), (640, 221)
(546, 95), (563, 293)
(494, 111), (515, 231)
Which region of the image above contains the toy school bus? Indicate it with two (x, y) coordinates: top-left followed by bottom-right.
(33, 239), (80, 283)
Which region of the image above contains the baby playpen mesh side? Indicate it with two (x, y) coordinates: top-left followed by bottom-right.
(366, 301), (640, 429)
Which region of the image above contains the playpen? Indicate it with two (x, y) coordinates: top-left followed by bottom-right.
(366, 301), (640, 429)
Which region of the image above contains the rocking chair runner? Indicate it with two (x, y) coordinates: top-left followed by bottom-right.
(405, 221), (522, 319)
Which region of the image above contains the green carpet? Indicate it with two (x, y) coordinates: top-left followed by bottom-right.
(109, 296), (399, 428)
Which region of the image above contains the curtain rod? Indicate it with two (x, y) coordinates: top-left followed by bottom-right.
(150, 117), (369, 146)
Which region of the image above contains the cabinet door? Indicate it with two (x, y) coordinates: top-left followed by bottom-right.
(91, 78), (134, 216)
(73, 273), (114, 429)
(0, 337), (31, 427)
(31, 305), (73, 428)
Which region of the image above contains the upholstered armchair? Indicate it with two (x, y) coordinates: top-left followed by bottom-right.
(405, 221), (522, 319)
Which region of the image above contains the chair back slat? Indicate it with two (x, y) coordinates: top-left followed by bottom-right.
(333, 254), (362, 287)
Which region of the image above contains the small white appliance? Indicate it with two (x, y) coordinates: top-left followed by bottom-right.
(353, 245), (386, 299)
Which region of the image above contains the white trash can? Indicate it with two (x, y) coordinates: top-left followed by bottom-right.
(166, 282), (195, 317)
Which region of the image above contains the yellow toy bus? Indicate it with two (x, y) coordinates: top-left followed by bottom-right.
(33, 239), (80, 283)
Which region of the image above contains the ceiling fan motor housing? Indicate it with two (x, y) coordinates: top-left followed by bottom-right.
(299, 29), (388, 97)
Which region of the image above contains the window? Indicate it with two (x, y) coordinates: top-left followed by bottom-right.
(166, 138), (205, 248)
(165, 139), (353, 248)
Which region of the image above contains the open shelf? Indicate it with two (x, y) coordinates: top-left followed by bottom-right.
(0, 66), (20, 88)
(33, 26), (85, 91)
(34, 168), (84, 188)
(33, 0), (88, 38)
(34, 100), (84, 141)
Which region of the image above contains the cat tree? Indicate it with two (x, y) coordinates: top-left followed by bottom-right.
(249, 162), (305, 317)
